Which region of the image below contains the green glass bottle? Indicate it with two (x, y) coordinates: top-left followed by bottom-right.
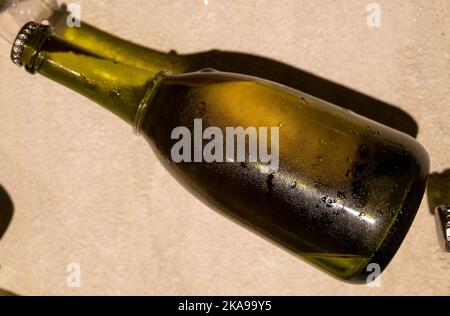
(3, 17), (429, 282)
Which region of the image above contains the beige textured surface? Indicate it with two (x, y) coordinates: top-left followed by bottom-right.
(0, 0), (449, 295)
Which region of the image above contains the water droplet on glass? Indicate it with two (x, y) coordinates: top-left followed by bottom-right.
(321, 195), (336, 207)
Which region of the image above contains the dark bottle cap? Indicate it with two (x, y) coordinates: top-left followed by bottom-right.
(435, 204), (450, 252)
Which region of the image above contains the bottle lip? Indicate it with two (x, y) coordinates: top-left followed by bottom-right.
(10, 21), (52, 74)
(10, 21), (39, 65)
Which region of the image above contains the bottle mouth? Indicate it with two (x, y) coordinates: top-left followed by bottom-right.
(10, 20), (39, 65)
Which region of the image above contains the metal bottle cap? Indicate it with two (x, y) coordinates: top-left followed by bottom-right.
(10, 21), (39, 65)
(435, 204), (450, 252)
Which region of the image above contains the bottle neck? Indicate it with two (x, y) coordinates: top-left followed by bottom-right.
(15, 22), (164, 129)
(47, 7), (185, 74)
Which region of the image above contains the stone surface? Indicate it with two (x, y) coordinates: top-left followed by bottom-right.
(0, 0), (449, 295)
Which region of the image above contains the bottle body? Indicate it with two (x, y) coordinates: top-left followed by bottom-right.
(141, 71), (429, 281)
(12, 23), (429, 282)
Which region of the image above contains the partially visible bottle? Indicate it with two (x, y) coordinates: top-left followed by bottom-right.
(1, 5), (429, 282)
(427, 170), (450, 252)
(0, 288), (17, 296)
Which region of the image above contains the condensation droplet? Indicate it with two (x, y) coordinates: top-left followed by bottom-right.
(321, 195), (336, 207)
